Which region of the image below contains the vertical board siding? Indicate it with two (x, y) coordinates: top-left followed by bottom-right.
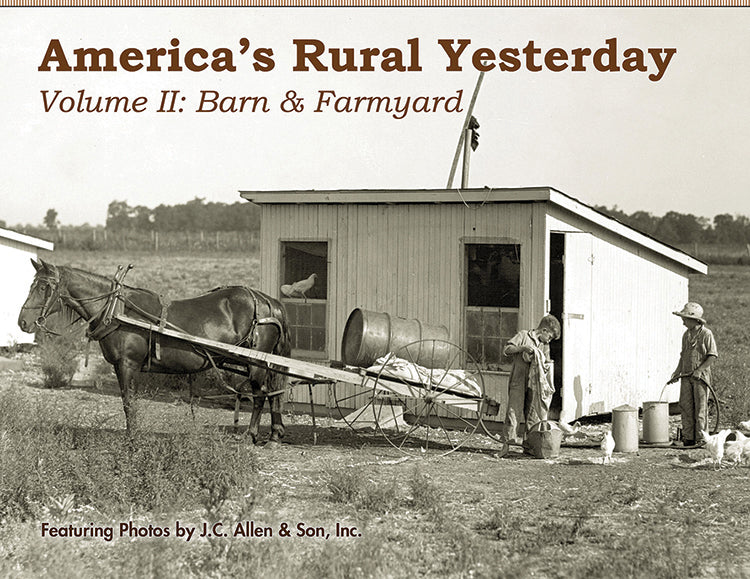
(264, 201), (535, 348)
(262, 200), (692, 417)
(589, 236), (686, 409)
(547, 208), (690, 410)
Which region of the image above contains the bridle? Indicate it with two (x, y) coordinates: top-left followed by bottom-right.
(22, 270), (116, 336)
(20, 271), (65, 335)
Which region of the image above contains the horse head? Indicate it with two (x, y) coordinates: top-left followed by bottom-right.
(18, 259), (63, 334)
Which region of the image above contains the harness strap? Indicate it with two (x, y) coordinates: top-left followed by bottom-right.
(86, 265), (131, 341)
(154, 298), (170, 362)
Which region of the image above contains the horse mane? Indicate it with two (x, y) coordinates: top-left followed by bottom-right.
(58, 264), (160, 300)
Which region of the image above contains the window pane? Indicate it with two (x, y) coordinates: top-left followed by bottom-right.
(281, 241), (328, 355)
(283, 242), (327, 300)
(466, 244), (520, 308)
(483, 310), (501, 336)
(465, 310), (483, 337)
(465, 242), (520, 370)
(311, 303), (326, 326)
(500, 311), (519, 337)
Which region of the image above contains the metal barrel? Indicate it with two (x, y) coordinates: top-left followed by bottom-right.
(642, 401), (670, 443)
(612, 404), (639, 453)
(341, 308), (450, 369)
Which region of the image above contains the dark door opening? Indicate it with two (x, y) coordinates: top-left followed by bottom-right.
(548, 233), (565, 420)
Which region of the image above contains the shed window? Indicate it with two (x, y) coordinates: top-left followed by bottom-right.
(280, 241), (328, 358)
(465, 244), (520, 371)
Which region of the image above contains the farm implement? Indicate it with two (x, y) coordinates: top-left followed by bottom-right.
(114, 312), (505, 456)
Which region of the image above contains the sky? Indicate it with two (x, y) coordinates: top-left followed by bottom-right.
(2, 8), (749, 227)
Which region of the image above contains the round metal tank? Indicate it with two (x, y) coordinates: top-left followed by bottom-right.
(612, 404), (639, 453)
(341, 308), (450, 369)
(642, 400), (670, 443)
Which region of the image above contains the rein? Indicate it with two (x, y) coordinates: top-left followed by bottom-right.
(25, 266), (124, 337)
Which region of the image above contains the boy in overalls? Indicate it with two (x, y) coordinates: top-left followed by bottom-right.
(668, 302), (718, 447)
(503, 314), (561, 445)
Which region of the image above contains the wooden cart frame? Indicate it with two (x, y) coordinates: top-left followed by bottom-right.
(116, 313), (506, 456)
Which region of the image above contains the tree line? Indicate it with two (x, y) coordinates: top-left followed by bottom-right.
(2, 198), (260, 252)
(104, 197), (260, 232)
(5, 199), (750, 255)
(593, 206), (750, 246)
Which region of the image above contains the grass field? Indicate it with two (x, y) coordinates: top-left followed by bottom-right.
(1, 250), (749, 578)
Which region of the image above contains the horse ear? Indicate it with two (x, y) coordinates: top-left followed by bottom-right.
(31, 258), (42, 272)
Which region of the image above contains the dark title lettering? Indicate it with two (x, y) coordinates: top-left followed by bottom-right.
(38, 37), (677, 81)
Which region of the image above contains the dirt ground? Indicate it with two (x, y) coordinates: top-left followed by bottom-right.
(3, 350), (750, 577)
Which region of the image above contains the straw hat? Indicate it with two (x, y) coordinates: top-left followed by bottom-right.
(673, 302), (706, 324)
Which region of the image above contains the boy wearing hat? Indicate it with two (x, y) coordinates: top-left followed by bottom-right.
(668, 302), (718, 447)
(503, 314), (561, 445)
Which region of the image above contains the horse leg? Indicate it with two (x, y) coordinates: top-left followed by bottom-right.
(268, 391), (286, 443)
(114, 360), (140, 432)
(248, 389), (264, 445)
(266, 369), (287, 444)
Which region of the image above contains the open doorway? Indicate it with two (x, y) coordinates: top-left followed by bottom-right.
(548, 231), (593, 424)
(548, 233), (565, 420)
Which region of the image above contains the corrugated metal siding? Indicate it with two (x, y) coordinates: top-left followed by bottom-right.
(0, 239), (39, 346)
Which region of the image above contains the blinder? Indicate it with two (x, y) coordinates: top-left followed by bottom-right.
(26, 272), (62, 333)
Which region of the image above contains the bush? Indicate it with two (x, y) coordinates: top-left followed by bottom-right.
(36, 328), (86, 389)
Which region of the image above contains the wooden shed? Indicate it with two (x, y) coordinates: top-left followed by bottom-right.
(0, 228), (54, 347)
(239, 187), (707, 424)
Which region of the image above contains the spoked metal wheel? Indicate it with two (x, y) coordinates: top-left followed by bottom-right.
(366, 339), (486, 456)
(332, 372), (382, 433)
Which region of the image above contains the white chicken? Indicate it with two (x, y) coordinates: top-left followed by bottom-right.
(601, 429), (615, 465)
(724, 432), (745, 467)
(738, 420), (750, 431)
(701, 429), (732, 468)
(280, 273), (317, 301)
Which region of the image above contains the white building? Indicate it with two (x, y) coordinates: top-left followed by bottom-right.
(0, 228), (54, 347)
(240, 187), (707, 424)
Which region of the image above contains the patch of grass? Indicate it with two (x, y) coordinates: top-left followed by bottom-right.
(325, 465), (399, 515)
(407, 467), (444, 523)
(0, 386), (259, 522)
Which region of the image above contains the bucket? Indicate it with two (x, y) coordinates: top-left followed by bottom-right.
(341, 309), (449, 368)
(642, 400), (670, 444)
(612, 404), (639, 453)
(524, 421), (563, 459)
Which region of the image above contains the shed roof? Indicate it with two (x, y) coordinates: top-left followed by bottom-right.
(0, 227), (54, 251)
(239, 186), (707, 275)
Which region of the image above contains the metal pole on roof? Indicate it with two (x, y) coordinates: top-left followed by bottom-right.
(461, 128), (472, 188)
(446, 71), (484, 189)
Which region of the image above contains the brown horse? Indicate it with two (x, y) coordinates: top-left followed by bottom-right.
(17, 259), (291, 444)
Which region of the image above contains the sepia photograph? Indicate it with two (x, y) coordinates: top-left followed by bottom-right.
(1, 5), (749, 577)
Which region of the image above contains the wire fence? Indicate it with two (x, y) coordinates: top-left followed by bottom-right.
(19, 228), (260, 253)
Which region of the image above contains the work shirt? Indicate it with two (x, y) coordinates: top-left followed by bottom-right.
(505, 330), (550, 391)
(678, 324), (718, 386)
